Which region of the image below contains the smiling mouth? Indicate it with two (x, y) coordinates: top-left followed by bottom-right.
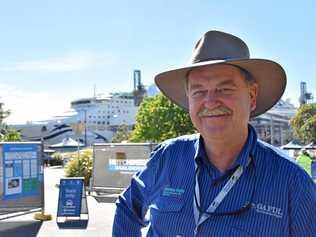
(198, 107), (232, 117)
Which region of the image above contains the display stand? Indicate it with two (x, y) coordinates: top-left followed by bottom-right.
(56, 177), (88, 227)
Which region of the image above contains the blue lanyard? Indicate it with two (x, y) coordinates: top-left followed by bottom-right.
(193, 157), (251, 235)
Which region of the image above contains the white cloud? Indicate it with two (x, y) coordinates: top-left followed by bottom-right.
(0, 84), (72, 124)
(0, 51), (114, 73)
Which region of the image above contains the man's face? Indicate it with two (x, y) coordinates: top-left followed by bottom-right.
(187, 64), (257, 140)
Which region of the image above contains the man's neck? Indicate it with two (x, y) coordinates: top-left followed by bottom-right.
(202, 131), (248, 173)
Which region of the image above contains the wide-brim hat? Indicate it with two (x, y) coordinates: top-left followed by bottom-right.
(154, 30), (287, 117)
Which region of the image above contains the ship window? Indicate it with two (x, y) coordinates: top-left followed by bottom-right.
(97, 121), (100, 124)
(107, 122), (110, 125)
(102, 121), (105, 124)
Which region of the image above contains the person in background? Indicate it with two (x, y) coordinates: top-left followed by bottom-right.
(113, 30), (316, 236)
(296, 148), (312, 176)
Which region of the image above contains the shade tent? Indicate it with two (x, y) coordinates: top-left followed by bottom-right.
(281, 141), (303, 150)
(50, 137), (84, 148)
(304, 142), (316, 150)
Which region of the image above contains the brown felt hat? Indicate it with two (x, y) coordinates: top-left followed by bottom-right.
(154, 30), (287, 117)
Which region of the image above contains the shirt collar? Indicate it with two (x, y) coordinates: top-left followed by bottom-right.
(194, 124), (257, 169)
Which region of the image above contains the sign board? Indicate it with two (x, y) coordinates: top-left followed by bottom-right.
(0, 142), (43, 215)
(57, 178), (84, 217)
(91, 143), (156, 191)
(2, 143), (40, 200)
(71, 123), (85, 136)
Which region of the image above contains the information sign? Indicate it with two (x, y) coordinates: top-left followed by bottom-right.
(2, 143), (40, 200)
(57, 178), (84, 217)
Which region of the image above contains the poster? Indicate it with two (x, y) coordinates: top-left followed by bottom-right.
(2, 143), (40, 199)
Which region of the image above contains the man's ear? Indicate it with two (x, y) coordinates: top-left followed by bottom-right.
(249, 83), (258, 112)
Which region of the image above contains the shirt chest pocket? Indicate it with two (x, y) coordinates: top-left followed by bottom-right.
(150, 196), (189, 235)
(151, 196), (185, 212)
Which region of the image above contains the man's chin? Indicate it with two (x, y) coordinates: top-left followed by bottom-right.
(200, 127), (230, 140)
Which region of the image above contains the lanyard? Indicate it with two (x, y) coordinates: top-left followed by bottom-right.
(193, 157), (251, 234)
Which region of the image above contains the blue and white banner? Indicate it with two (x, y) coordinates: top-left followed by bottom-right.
(57, 178), (84, 217)
(108, 159), (147, 172)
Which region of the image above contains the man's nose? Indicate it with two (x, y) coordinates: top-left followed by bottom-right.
(203, 91), (220, 109)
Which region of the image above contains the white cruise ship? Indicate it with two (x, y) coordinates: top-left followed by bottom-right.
(12, 93), (139, 146)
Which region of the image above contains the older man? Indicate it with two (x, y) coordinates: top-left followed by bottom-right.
(113, 30), (316, 236)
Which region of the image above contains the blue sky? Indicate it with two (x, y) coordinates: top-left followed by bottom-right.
(1, 0), (315, 124)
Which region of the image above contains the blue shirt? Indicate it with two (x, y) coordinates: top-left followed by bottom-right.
(113, 125), (316, 236)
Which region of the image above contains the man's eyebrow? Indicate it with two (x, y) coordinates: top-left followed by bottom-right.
(188, 79), (237, 90)
(188, 83), (204, 91)
(217, 79), (237, 87)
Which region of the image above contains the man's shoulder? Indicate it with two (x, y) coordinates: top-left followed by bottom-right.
(256, 139), (295, 162)
(160, 133), (199, 147)
(255, 139), (307, 178)
(151, 134), (199, 162)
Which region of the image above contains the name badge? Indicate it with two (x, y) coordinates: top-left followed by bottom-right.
(162, 187), (185, 197)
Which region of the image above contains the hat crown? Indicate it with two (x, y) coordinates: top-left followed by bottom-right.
(189, 31), (250, 64)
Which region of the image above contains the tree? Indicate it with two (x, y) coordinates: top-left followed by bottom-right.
(64, 149), (93, 186)
(1, 129), (22, 142)
(0, 102), (21, 142)
(129, 94), (195, 143)
(290, 103), (316, 143)
(112, 124), (131, 143)
(0, 102), (10, 124)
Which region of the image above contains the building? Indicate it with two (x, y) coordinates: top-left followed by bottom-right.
(250, 99), (297, 146)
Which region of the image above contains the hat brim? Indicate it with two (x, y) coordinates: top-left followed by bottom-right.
(154, 59), (286, 118)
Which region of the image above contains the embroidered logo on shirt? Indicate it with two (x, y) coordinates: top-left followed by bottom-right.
(252, 202), (283, 218)
(162, 187), (185, 197)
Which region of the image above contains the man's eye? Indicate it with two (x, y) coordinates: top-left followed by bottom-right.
(191, 90), (205, 97)
(218, 88), (233, 94)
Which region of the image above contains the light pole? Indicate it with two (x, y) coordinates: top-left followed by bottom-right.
(84, 110), (87, 147)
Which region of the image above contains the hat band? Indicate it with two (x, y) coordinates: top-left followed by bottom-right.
(192, 56), (249, 64)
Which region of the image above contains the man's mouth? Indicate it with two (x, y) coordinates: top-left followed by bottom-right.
(198, 107), (232, 117)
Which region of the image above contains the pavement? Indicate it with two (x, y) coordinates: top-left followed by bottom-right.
(0, 166), (117, 237)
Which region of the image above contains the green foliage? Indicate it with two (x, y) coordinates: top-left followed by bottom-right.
(290, 103), (316, 143)
(0, 102), (19, 141)
(112, 124), (131, 143)
(130, 94), (195, 143)
(50, 152), (63, 166)
(0, 104), (10, 124)
(64, 149), (93, 186)
(298, 116), (316, 143)
(0, 129), (22, 142)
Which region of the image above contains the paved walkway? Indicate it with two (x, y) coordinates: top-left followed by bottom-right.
(0, 166), (117, 237)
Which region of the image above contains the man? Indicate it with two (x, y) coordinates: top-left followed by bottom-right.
(113, 30), (316, 236)
(296, 149), (312, 176)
